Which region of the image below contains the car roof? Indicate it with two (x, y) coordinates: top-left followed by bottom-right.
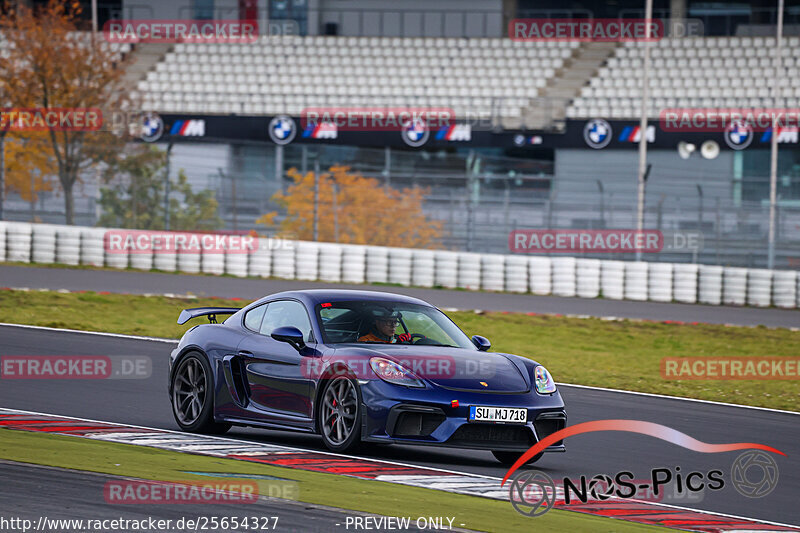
(255, 289), (433, 308)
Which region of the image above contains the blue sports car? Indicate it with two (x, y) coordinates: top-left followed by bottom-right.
(169, 289), (566, 464)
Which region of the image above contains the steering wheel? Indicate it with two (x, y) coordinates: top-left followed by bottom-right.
(409, 334), (428, 344)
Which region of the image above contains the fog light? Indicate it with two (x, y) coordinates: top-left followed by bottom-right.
(451, 400), (459, 408)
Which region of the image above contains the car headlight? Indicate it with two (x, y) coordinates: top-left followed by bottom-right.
(534, 365), (557, 394)
(369, 357), (424, 388)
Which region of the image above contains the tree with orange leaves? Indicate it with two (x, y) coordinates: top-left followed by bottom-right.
(0, 0), (133, 224)
(3, 132), (56, 205)
(258, 165), (444, 249)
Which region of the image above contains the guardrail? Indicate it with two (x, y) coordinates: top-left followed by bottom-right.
(1, 221), (799, 309)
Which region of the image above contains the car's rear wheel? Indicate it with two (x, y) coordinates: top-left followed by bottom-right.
(171, 352), (231, 434)
(492, 450), (544, 466)
(318, 375), (362, 453)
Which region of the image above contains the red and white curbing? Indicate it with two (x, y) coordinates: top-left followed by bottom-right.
(0, 408), (797, 533)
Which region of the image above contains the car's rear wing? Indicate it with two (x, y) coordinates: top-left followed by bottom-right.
(177, 307), (241, 325)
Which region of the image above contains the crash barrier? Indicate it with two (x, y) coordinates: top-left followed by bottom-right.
(575, 258), (600, 299)
(673, 263), (699, 304)
(551, 257), (576, 297)
(1, 221), (800, 309)
(600, 260), (624, 300)
(411, 250), (435, 288)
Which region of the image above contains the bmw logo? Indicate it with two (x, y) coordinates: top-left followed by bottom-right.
(583, 118), (612, 149)
(139, 112), (164, 143)
(401, 118), (429, 147)
(724, 121), (753, 150)
(269, 115), (297, 145)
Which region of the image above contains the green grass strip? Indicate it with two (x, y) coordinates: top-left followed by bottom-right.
(0, 428), (664, 532)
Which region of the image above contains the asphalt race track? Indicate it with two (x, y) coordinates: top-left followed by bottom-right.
(2, 264), (800, 327)
(0, 325), (797, 526)
(0, 461), (361, 532)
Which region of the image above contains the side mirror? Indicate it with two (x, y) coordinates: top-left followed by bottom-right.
(271, 326), (306, 351)
(471, 335), (491, 352)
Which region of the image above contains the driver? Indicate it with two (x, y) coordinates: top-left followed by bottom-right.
(358, 308), (411, 343)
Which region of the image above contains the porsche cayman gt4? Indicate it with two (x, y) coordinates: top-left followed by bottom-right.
(168, 289), (566, 464)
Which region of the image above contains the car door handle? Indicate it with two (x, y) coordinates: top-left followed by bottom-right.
(238, 351), (253, 357)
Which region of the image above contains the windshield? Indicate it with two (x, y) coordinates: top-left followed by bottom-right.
(316, 301), (475, 349)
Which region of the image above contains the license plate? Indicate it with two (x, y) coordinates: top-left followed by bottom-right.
(468, 406), (527, 424)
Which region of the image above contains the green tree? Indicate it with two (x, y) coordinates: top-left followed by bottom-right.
(98, 145), (222, 231)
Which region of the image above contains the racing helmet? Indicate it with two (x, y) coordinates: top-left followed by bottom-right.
(368, 306), (402, 321)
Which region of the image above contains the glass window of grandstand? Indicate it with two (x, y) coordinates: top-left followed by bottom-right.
(740, 150), (800, 205)
(270, 0), (307, 35)
(194, 0), (215, 20)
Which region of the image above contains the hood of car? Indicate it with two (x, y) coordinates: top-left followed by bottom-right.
(331, 345), (530, 393)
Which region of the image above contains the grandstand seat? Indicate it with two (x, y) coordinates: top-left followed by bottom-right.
(136, 35), (563, 118)
(568, 36), (800, 119)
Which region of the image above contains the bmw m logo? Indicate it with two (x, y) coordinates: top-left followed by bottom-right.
(170, 119), (205, 137)
(724, 121), (753, 150)
(401, 118), (429, 147)
(583, 118), (612, 149)
(269, 115), (297, 145)
(436, 124), (471, 141)
(760, 127), (798, 144)
(302, 122), (338, 139)
(139, 112), (164, 143)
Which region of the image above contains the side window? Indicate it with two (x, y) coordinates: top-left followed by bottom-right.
(259, 300), (313, 342)
(244, 304), (267, 332)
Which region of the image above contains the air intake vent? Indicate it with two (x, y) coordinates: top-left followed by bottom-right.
(393, 411), (445, 437)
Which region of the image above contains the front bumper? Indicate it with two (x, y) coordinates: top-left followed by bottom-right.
(359, 381), (567, 452)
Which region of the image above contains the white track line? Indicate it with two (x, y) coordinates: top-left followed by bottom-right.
(557, 382), (800, 416)
(1, 322), (797, 416)
(1, 406), (797, 530)
(0, 322), (178, 344)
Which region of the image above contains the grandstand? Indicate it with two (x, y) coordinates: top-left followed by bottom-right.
(132, 34), (800, 128)
(136, 36), (578, 129)
(568, 36), (800, 119)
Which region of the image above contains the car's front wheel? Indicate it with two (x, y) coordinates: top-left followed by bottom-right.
(171, 352), (231, 434)
(318, 375), (362, 453)
(492, 450), (544, 466)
